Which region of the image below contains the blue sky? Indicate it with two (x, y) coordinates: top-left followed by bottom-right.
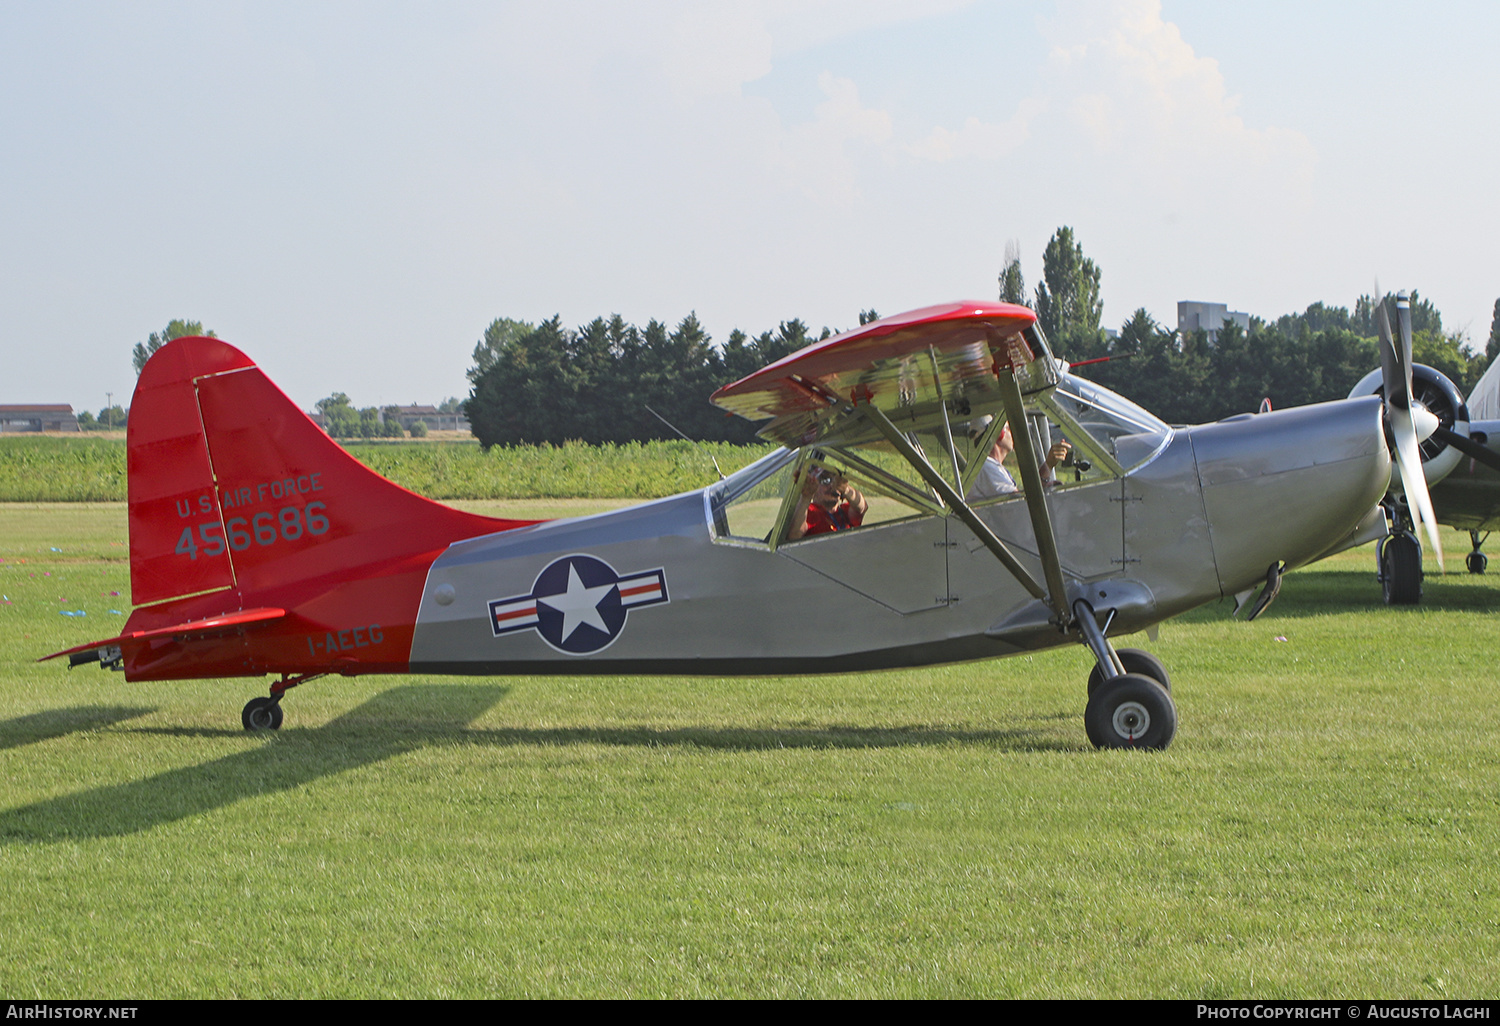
(3, 0), (1498, 414)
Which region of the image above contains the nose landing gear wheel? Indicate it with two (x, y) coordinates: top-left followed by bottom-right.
(1085, 673), (1176, 750)
(242, 696), (284, 731)
(1379, 532), (1423, 605)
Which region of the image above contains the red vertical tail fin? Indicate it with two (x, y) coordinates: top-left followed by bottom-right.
(116, 336), (538, 679)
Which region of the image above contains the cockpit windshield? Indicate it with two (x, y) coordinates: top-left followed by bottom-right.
(1039, 372), (1172, 473)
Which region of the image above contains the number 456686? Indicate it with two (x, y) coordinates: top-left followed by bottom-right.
(175, 502), (330, 559)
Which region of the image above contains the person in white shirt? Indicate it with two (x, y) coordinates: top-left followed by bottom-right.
(966, 416), (1071, 501)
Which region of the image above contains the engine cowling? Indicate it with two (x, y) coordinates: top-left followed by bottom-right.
(1347, 363), (1470, 491)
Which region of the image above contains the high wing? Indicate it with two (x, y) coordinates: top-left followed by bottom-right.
(714, 300), (1076, 625)
(710, 301), (1050, 448)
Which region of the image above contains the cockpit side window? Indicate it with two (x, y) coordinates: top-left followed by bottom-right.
(708, 447), (799, 544)
(780, 447), (942, 546)
(708, 443), (946, 548)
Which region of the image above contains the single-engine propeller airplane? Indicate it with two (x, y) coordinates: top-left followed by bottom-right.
(1341, 293), (1500, 604)
(45, 299), (1429, 749)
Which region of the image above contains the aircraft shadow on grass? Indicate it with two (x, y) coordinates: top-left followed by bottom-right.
(1168, 571), (1498, 623)
(1254, 571), (1496, 619)
(0, 705), (154, 751)
(0, 683), (1065, 842)
(0, 685), (505, 843)
(461, 719), (1062, 754)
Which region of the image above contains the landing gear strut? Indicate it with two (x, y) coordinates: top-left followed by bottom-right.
(1074, 599), (1176, 750)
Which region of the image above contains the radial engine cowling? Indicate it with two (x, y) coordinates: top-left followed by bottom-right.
(1347, 362), (1470, 491)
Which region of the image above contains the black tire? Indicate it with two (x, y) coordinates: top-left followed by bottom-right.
(1086, 648), (1170, 697)
(1084, 673), (1177, 750)
(1381, 532), (1423, 605)
(1467, 551), (1487, 574)
(242, 696), (284, 731)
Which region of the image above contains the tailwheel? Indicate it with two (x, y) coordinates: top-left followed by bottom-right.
(1085, 673), (1177, 750)
(242, 696), (284, 732)
(1086, 647), (1170, 696)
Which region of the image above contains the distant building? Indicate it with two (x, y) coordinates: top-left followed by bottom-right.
(1178, 301), (1250, 344)
(304, 405), (471, 434)
(387, 404), (470, 432)
(0, 404), (80, 432)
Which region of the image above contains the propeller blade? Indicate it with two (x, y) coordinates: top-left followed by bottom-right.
(1391, 405), (1445, 572)
(1433, 425), (1500, 474)
(1397, 292), (1415, 387)
(1375, 294), (1411, 411)
(1376, 288), (1443, 572)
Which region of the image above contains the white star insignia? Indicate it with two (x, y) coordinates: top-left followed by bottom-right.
(536, 564), (616, 642)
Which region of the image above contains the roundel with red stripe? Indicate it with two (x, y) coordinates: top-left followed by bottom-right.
(488, 555), (669, 654)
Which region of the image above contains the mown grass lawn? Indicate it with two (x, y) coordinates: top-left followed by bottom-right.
(2, 504), (1498, 997)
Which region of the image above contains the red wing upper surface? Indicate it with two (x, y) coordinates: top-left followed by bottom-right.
(711, 301), (1039, 447)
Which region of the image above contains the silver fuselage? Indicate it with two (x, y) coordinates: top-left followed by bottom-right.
(410, 396), (1390, 675)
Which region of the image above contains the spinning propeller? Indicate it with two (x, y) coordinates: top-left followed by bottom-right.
(1376, 290), (1444, 571)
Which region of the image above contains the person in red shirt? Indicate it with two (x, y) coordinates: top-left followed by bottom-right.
(788, 465), (868, 540)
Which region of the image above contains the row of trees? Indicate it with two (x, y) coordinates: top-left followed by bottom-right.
(463, 252), (1495, 446)
(75, 405), (129, 430)
(315, 394), (409, 439)
(465, 314), (836, 447)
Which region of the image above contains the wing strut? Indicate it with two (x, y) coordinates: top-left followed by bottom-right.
(995, 369), (1072, 625)
(862, 403), (1050, 606)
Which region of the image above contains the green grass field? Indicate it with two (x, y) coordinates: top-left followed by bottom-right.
(0, 436), (772, 502)
(2, 503), (1498, 998)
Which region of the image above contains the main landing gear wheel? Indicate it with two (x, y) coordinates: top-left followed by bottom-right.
(1380, 532), (1423, 605)
(242, 696), (284, 731)
(1085, 674), (1177, 750)
(1086, 647), (1171, 697)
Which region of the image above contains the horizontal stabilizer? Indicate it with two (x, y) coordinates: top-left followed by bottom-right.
(40, 607), (287, 663)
